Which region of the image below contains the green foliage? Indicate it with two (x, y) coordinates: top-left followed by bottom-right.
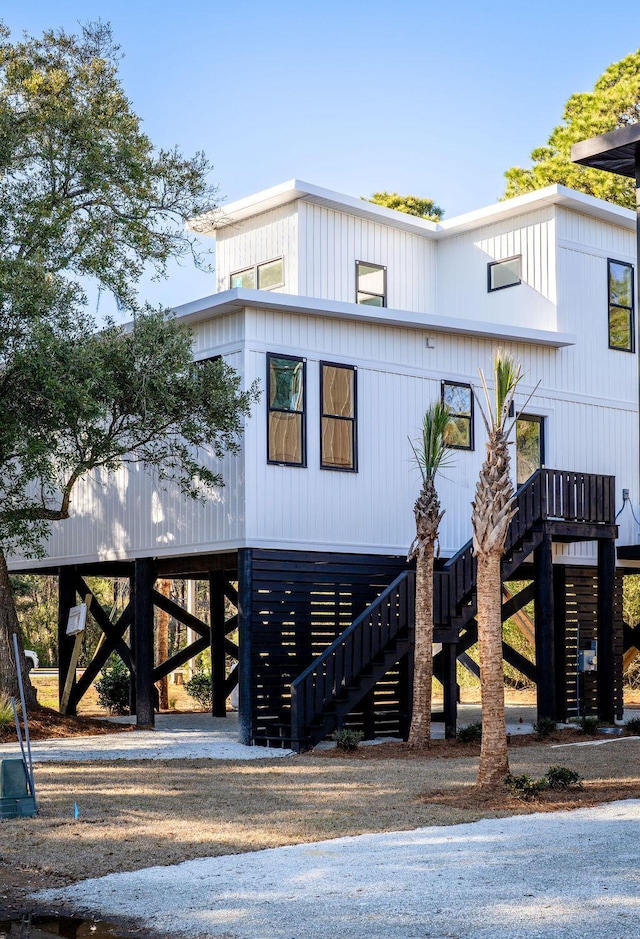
(457, 722), (482, 743)
(0, 694), (17, 730)
(95, 657), (129, 715)
(504, 772), (547, 800)
(410, 402), (454, 484)
(533, 717), (557, 739)
(578, 716), (600, 735)
(545, 766), (583, 790)
(503, 50), (640, 209)
(366, 191), (444, 221)
(185, 670), (213, 710)
(330, 728), (364, 751)
(623, 717), (640, 735)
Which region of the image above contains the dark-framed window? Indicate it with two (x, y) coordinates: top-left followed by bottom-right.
(516, 413), (545, 486)
(488, 255), (521, 292)
(267, 353), (305, 466)
(608, 258), (635, 352)
(320, 362), (357, 471)
(356, 261), (386, 306)
(442, 381), (474, 450)
(231, 257), (284, 291)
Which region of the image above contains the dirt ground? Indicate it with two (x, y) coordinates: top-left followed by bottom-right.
(1, 728), (640, 922)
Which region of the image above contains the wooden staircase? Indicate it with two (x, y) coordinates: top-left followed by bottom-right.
(289, 469), (616, 750)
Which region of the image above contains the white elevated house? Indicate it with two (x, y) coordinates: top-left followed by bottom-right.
(17, 180), (640, 747)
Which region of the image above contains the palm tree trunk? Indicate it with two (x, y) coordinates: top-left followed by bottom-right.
(408, 548), (434, 748)
(476, 551), (508, 786)
(0, 550), (38, 709)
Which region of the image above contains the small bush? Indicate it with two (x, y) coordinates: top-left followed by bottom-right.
(578, 716), (600, 736)
(95, 657), (130, 715)
(185, 670), (213, 710)
(545, 766), (583, 790)
(331, 728), (364, 751)
(533, 717), (557, 739)
(0, 694), (17, 730)
(504, 772), (547, 801)
(457, 722), (482, 743)
(624, 716), (640, 735)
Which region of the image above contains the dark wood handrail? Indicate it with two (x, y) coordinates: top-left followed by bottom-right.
(290, 570), (414, 745)
(290, 467), (615, 744)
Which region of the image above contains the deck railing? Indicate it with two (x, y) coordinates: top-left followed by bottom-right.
(290, 468), (615, 745)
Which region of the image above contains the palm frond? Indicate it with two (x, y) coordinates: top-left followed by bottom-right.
(494, 351), (522, 430)
(410, 401), (455, 483)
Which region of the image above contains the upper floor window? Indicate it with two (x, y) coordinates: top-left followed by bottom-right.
(267, 354), (305, 466)
(321, 363), (357, 471)
(488, 256), (521, 292)
(608, 259), (634, 352)
(231, 257), (284, 291)
(356, 261), (386, 306)
(442, 381), (474, 450)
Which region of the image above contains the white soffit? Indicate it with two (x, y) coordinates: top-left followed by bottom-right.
(175, 289), (576, 349)
(189, 180), (635, 239)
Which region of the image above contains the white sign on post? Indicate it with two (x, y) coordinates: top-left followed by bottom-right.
(66, 603), (87, 636)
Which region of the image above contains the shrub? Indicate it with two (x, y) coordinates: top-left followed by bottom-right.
(545, 766), (583, 790)
(0, 694), (17, 730)
(95, 657), (130, 715)
(457, 722), (482, 743)
(185, 670), (213, 710)
(504, 772), (547, 801)
(578, 716), (600, 735)
(624, 716), (640, 735)
(533, 717), (557, 739)
(330, 728), (364, 751)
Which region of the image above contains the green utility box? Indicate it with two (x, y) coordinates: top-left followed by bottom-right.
(0, 758), (36, 819)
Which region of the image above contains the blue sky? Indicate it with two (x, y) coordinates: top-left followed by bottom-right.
(4, 1), (640, 315)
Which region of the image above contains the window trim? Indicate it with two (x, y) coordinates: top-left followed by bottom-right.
(515, 412), (545, 486)
(319, 361), (358, 472)
(441, 380), (474, 451)
(487, 255), (522, 293)
(266, 352), (306, 467)
(607, 258), (635, 353)
(356, 260), (387, 307)
(230, 256), (284, 291)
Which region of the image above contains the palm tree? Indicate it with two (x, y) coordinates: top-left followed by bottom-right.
(407, 401), (452, 749)
(471, 353), (521, 787)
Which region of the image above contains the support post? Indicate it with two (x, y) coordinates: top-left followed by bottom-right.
(134, 558), (156, 728)
(597, 538), (616, 723)
(553, 564), (567, 722)
(210, 571), (227, 718)
(57, 568), (78, 715)
(534, 532), (556, 720)
(237, 549), (253, 745)
(442, 642), (458, 738)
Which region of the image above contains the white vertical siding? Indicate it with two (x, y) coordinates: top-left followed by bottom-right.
(298, 202), (437, 312)
(437, 209), (557, 330)
(215, 204), (298, 294)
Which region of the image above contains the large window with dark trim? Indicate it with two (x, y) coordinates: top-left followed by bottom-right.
(267, 354), (305, 466)
(516, 414), (545, 485)
(608, 259), (634, 352)
(488, 255), (521, 292)
(356, 261), (386, 306)
(320, 363), (357, 471)
(442, 381), (474, 450)
(231, 257), (284, 291)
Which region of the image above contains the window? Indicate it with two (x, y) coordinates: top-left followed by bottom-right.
(442, 381), (474, 450)
(488, 256), (521, 292)
(356, 261), (386, 306)
(608, 259), (634, 352)
(321, 363), (357, 471)
(267, 354), (305, 465)
(516, 414), (545, 485)
(230, 257), (284, 291)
